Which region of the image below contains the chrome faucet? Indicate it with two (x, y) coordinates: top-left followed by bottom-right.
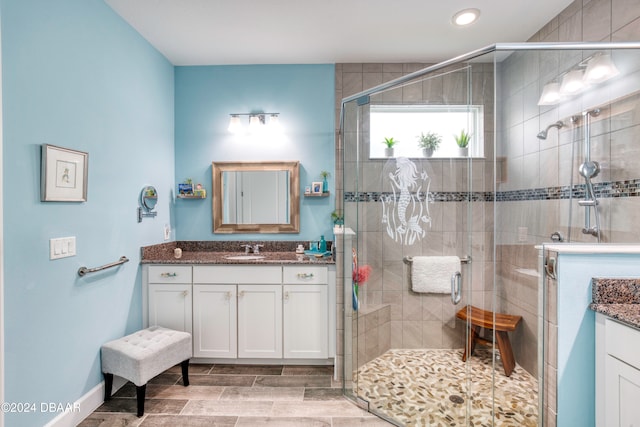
(253, 244), (264, 254)
(241, 244), (252, 254)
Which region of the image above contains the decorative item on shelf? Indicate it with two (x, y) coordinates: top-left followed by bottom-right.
(319, 170), (330, 193)
(305, 186), (311, 195)
(352, 248), (371, 311)
(417, 131), (442, 157)
(311, 181), (323, 194)
(454, 129), (471, 157)
(382, 137), (398, 157)
(331, 209), (344, 228)
(178, 179), (193, 196)
(193, 183), (206, 198)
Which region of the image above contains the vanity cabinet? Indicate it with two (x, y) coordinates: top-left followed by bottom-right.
(283, 266), (328, 359)
(193, 284), (236, 358)
(143, 263), (333, 363)
(147, 266), (193, 334)
(238, 284), (283, 358)
(596, 313), (640, 426)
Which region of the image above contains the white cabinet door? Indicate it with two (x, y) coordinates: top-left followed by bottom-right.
(237, 284), (282, 358)
(605, 354), (640, 427)
(283, 284), (328, 359)
(148, 284), (192, 334)
(193, 284), (237, 358)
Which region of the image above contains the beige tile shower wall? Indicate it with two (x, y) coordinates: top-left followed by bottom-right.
(495, 0), (640, 379)
(336, 63), (496, 362)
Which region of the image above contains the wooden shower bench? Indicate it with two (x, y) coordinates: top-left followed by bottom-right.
(455, 305), (522, 377)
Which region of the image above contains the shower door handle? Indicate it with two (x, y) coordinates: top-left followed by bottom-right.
(451, 271), (462, 305)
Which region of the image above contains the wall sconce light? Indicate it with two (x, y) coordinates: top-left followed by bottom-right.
(228, 113), (280, 134)
(537, 51), (619, 106)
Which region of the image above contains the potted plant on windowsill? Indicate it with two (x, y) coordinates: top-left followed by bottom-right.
(454, 129), (471, 157)
(417, 132), (441, 157)
(382, 137), (398, 157)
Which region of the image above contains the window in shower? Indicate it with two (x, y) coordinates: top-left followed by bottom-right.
(369, 104), (484, 158)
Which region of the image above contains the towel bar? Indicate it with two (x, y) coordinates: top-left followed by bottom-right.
(78, 256), (129, 277)
(402, 255), (471, 265)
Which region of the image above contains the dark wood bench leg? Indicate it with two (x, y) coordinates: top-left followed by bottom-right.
(136, 384), (146, 417)
(462, 325), (480, 362)
(181, 359), (190, 386)
(103, 373), (113, 401)
(496, 330), (516, 377)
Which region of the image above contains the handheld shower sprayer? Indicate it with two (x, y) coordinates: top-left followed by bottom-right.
(537, 121), (564, 140)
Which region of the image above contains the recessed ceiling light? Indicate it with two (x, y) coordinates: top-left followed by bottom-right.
(452, 8), (480, 26)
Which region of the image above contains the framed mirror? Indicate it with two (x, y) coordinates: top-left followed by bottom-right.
(212, 161), (299, 233)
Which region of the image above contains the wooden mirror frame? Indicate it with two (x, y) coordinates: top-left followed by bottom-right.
(212, 161), (300, 234)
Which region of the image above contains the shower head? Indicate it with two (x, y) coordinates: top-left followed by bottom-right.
(537, 120), (564, 140)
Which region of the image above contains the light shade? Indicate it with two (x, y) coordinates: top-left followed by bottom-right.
(560, 69), (586, 95)
(452, 8), (480, 26)
(584, 53), (619, 84)
(228, 115), (242, 133)
(538, 82), (561, 105)
(249, 115), (261, 129)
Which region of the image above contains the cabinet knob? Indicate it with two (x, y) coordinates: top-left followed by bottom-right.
(182, 290), (188, 297)
(160, 272), (177, 278)
(284, 291), (289, 300)
(297, 273), (314, 279)
(226, 291), (233, 299)
(238, 290), (245, 297)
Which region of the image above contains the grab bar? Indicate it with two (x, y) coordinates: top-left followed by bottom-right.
(78, 256), (129, 277)
(402, 255), (471, 265)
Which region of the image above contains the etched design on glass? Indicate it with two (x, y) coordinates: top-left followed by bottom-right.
(382, 157), (431, 245)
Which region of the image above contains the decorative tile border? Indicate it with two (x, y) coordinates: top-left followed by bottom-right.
(344, 178), (640, 203)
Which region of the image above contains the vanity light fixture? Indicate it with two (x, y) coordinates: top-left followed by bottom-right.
(452, 8), (480, 26)
(537, 51), (620, 106)
(228, 113), (280, 134)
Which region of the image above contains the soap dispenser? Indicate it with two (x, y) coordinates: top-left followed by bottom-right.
(319, 235), (327, 252)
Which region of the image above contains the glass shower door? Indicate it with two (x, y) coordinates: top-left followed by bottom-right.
(341, 63), (487, 426)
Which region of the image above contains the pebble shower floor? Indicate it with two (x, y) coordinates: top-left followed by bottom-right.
(355, 348), (538, 426)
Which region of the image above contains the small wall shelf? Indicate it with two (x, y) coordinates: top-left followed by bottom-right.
(304, 192), (330, 198)
(177, 194), (206, 199)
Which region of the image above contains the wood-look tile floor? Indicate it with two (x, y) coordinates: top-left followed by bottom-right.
(79, 364), (393, 427)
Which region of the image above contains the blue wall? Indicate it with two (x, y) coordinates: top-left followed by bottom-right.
(174, 64), (336, 241)
(556, 252), (640, 427)
(1, 0), (174, 424)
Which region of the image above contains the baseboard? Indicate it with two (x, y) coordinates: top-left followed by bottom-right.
(44, 376), (127, 427)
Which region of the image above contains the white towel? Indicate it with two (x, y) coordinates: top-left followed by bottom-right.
(411, 256), (461, 293)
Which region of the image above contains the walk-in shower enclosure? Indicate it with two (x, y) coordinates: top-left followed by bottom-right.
(339, 42), (640, 426)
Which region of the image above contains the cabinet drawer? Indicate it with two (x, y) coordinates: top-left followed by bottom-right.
(194, 265), (282, 284)
(283, 266), (327, 284)
(148, 265), (192, 283)
(606, 318), (640, 368)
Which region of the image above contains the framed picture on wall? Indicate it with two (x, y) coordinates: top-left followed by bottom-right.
(311, 181), (323, 194)
(41, 144), (88, 202)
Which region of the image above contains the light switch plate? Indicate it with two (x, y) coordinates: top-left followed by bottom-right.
(50, 237), (77, 260)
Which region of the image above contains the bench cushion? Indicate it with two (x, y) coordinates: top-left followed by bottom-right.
(101, 326), (192, 386)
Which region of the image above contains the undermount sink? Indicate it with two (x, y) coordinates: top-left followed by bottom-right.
(224, 255), (266, 260)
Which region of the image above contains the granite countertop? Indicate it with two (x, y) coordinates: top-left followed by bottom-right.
(590, 278), (640, 330)
(140, 241), (335, 265)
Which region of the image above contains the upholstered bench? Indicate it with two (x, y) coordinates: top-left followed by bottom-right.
(101, 326), (192, 417)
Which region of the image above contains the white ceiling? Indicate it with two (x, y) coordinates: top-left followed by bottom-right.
(105, 0), (573, 66)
